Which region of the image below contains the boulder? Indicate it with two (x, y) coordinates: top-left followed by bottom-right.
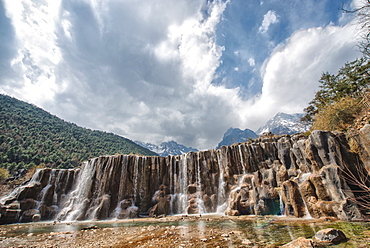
(313, 228), (347, 245)
(21, 209), (40, 223)
(281, 237), (324, 248)
(94, 194), (111, 220)
(118, 206), (139, 219)
(120, 198), (134, 210)
(32, 213), (41, 222)
(186, 197), (199, 214)
(149, 195), (170, 217)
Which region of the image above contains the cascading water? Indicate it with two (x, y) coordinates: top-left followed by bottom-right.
(216, 151), (227, 213)
(238, 144), (246, 174)
(112, 156), (128, 219)
(57, 159), (96, 221)
(195, 153), (206, 214)
(36, 170), (56, 209)
(0, 169), (42, 204)
(170, 156), (178, 214)
(178, 153), (188, 214)
(278, 191), (285, 216)
(1, 130), (367, 224)
(298, 172), (313, 219)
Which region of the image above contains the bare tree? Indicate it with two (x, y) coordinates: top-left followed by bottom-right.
(343, 0), (370, 58)
(339, 147), (370, 215)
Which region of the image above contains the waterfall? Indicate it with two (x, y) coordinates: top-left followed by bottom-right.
(298, 172), (313, 219)
(195, 153), (206, 214)
(36, 170), (56, 208)
(0, 169), (42, 204)
(178, 153), (188, 214)
(278, 190), (285, 216)
(1, 130), (367, 224)
(56, 159), (96, 221)
(216, 151), (227, 213)
(238, 144), (246, 174)
(112, 156), (128, 219)
(171, 156), (178, 214)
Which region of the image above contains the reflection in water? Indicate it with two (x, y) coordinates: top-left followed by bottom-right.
(285, 225), (296, 241)
(197, 220), (205, 238)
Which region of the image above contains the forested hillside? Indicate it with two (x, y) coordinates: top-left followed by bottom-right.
(0, 94), (157, 177)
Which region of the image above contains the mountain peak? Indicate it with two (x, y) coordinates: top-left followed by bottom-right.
(216, 128), (257, 149)
(256, 112), (308, 135)
(135, 140), (198, 157)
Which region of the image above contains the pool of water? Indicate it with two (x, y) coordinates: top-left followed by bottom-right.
(1, 215), (369, 247)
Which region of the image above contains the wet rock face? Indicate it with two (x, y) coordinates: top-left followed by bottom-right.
(0, 130), (369, 224)
(224, 131), (367, 220)
(0, 169), (77, 224)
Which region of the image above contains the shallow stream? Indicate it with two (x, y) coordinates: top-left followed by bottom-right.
(1, 215), (369, 247)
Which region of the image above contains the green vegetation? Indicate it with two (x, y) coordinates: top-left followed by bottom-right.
(301, 57), (370, 131)
(0, 168), (9, 180)
(302, 58), (370, 126)
(0, 94), (157, 176)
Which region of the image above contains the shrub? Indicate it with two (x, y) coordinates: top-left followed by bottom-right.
(0, 168), (10, 181)
(312, 96), (362, 131)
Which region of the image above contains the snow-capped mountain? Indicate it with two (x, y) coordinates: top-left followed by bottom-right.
(216, 113), (309, 149)
(216, 128), (258, 149)
(135, 140), (198, 157)
(256, 112), (309, 135)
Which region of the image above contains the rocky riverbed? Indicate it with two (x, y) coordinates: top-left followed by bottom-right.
(1, 215), (369, 248)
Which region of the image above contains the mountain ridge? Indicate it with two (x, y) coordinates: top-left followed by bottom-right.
(0, 94), (157, 176)
(135, 140), (198, 157)
(217, 112), (308, 148)
(216, 128), (258, 149)
(256, 112), (308, 135)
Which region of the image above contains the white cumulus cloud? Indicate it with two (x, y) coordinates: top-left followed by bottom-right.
(259, 10), (279, 34)
(241, 22), (362, 130)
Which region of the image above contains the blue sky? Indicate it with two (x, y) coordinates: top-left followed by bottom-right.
(215, 0), (350, 97)
(0, 0), (364, 149)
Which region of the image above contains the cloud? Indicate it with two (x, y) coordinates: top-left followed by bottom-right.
(1, 0), (232, 149)
(0, 0), (363, 150)
(241, 21), (362, 130)
(259, 10), (279, 33)
(248, 58), (255, 67)
(1, 0), (62, 104)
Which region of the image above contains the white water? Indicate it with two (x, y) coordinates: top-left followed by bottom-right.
(178, 154), (188, 214)
(297, 172), (313, 219)
(195, 153), (206, 214)
(238, 144), (246, 174)
(56, 159), (96, 221)
(216, 151), (227, 213)
(278, 190), (285, 216)
(0, 169), (43, 204)
(112, 156), (128, 219)
(36, 170), (57, 209)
